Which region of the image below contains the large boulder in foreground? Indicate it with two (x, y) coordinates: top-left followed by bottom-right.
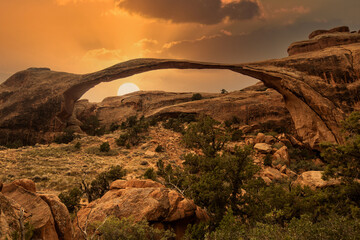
(1, 179), (73, 240)
(74, 179), (208, 240)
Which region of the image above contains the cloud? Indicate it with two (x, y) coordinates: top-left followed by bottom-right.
(116, 0), (261, 24)
(274, 6), (310, 15)
(56, 0), (110, 5)
(83, 48), (123, 61)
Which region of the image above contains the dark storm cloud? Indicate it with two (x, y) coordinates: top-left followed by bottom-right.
(154, 20), (340, 63)
(116, 0), (261, 24)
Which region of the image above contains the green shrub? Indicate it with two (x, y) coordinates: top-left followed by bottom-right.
(5, 139), (24, 149)
(117, 116), (149, 147)
(100, 142), (110, 152)
(191, 93), (203, 101)
(183, 116), (229, 157)
(109, 122), (120, 132)
(58, 187), (82, 213)
(82, 165), (127, 202)
(81, 115), (105, 136)
(231, 129), (243, 141)
(163, 118), (184, 133)
(143, 168), (157, 181)
(96, 216), (175, 240)
(264, 154), (272, 167)
(54, 129), (76, 144)
(155, 145), (164, 152)
(74, 141), (81, 150)
(221, 89), (228, 94)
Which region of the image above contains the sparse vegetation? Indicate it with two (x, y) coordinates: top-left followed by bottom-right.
(155, 144), (164, 152)
(95, 216), (175, 240)
(54, 129), (76, 144)
(81, 115), (105, 136)
(191, 93), (203, 101)
(81, 165), (127, 202)
(116, 116), (149, 147)
(99, 142), (110, 152)
(58, 187), (83, 213)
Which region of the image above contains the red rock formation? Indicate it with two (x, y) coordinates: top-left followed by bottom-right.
(1, 27), (360, 148)
(1, 180), (73, 240)
(74, 179), (208, 240)
(72, 82), (294, 135)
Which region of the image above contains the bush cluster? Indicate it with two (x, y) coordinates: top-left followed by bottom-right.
(116, 116), (149, 148)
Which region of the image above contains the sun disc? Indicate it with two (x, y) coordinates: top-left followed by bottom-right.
(117, 83), (140, 96)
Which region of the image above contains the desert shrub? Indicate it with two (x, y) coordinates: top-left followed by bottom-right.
(221, 89), (228, 94)
(74, 141), (81, 150)
(155, 145), (164, 152)
(54, 129), (76, 144)
(248, 214), (360, 240)
(224, 116), (241, 128)
(109, 122), (120, 132)
(183, 116), (229, 157)
(143, 168), (157, 181)
(11, 222), (34, 240)
(116, 116), (149, 147)
(86, 146), (118, 156)
(205, 209), (245, 240)
(96, 216), (175, 240)
(81, 115), (105, 136)
(184, 222), (209, 240)
(288, 146), (320, 172)
(231, 129), (243, 141)
(5, 139), (24, 149)
(100, 142), (110, 152)
(58, 187), (82, 213)
(82, 165), (127, 202)
(162, 118), (184, 133)
(264, 154), (272, 167)
(191, 93), (203, 101)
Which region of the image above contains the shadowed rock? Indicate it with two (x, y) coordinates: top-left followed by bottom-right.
(1, 27), (360, 148)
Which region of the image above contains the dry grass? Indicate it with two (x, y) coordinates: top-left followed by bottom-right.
(0, 125), (186, 193)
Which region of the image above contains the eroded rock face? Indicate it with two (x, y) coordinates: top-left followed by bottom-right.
(1, 27), (359, 148)
(74, 179), (208, 240)
(1, 180), (73, 240)
(72, 82), (294, 134)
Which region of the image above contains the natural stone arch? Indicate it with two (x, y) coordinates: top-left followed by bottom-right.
(2, 29), (360, 148)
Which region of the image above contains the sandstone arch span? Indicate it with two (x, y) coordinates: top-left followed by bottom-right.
(1, 28), (360, 148)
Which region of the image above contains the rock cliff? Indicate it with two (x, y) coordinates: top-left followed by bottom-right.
(1, 27), (359, 148)
(71, 82), (294, 135)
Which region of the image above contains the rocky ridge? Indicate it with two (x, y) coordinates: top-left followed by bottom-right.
(1, 27), (360, 148)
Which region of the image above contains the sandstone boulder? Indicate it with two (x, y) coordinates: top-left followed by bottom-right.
(255, 133), (265, 143)
(293, 171), (340, 189)
(254, 143), (272, 154)
(40, 194), (73, 240)
(0, 193), (20, 239)
(74, 179), (208, 240)
(273, 146), (290, 164)
(262, 167), (285, 181)
(13, 179), (36, 193)
(2, 180), (73, 240)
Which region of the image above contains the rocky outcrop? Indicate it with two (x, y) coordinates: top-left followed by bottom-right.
(0, 193), (20, 240)
(72, 82), (294, 134)
(293, 171), (340, 189)
(73, 179), (208, 240)
(1, 180), (72, 239)
(1, 27), (359, 148)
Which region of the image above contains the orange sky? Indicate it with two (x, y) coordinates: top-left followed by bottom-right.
(1, 0), (359, 101)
